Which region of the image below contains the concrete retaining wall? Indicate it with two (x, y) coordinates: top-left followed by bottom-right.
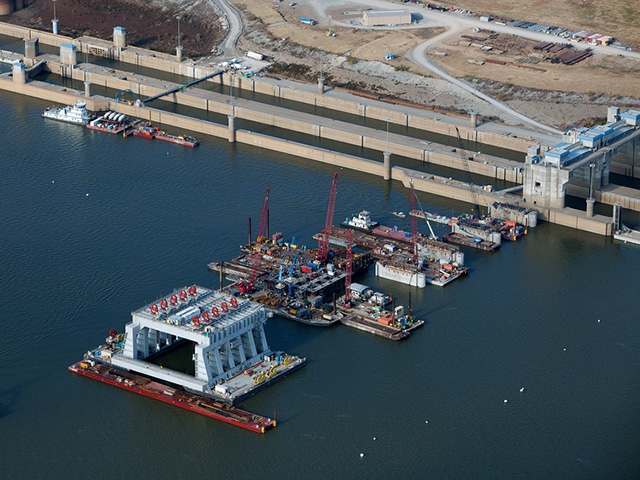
(0, 21), (537, 155)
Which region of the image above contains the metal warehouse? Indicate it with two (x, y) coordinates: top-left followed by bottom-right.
(362, 10), (411, 27)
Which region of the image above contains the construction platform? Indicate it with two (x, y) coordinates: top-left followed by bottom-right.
(614, 226), (640, 246)
(80, 285), (305, 406)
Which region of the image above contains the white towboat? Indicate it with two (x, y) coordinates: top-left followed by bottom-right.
(341, 210), (379, 232)
(43, 102), (93, 125)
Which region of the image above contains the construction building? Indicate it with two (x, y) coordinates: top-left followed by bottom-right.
(362, 10), (411, 27)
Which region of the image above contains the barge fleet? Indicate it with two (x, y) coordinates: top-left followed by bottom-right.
(71, 285), (305, 431)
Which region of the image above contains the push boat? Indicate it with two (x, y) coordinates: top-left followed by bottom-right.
(341, 210), (379, 232)
(43, 102), (94, 125)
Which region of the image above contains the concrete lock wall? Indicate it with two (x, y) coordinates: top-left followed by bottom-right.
(0, 22), (536, 155)
(0, 76), (110, 110)
(236, 130), (386, 176)
(321, 126), (363, 146)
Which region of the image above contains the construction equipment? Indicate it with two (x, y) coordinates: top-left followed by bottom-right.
(317, 173), (338, 262)
(239, 186), (270, 292)
(454, 126), (480, 214)
(409, 180), (437, 240)
(344, 229), (353, 308)
(409, 182), (419, 267)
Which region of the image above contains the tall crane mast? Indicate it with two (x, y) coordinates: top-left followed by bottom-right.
(344, 228), (353, 308)
(410, 180), (436, 240)
(255, 186), (270, 246)
(318, 173), (338, 262)
(240, 186), (270, 293)
(409, 182), (419, 267)
(454, 126), (480, 214)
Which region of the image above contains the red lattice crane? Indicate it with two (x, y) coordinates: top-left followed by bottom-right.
(344, 228), (353, 308)
(409, 182), (419, 267)
(240, 186), (270, 293)
(318, 173), (338, 262)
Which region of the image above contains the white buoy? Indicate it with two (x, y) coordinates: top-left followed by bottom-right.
(373, 437), (376, 441)
(360, 453), (364, 458)
(520, 387), (525, 393)
(85, 193), (89, 197)
(598, 319), (600, 323)
(563, 348), (566, 351)
(425, 420), (429, 424)
(504, 399), (508, 404)
(52, 180), (55, 183)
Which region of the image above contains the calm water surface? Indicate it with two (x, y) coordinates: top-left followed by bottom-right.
(1, 90), (639, 479)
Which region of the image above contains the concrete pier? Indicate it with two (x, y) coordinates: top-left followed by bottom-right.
(24, 38), (38, 59)
(471, 112), (477, 129)
(60, 43), (77, 65)
(383, 152), (391, 181)
(113, 27), (126, 48)
(12, 61), (26, 84)
(317, 77), (324, 95)
(228, 114), (236, 143)
(586, 198), (595, 217)
(84, 80), (91, 98)
(176, 45), (183, 63)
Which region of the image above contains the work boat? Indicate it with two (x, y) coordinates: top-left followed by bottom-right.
(43, 102), (93, 125)
(341, 210), (379, 232)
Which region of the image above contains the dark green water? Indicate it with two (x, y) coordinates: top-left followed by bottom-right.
(1, 88), (639, 480)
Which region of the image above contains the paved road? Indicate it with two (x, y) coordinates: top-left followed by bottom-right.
(299, 0), (637, 136)
(406, 41), (564, 136)
(211, 0), (243, 57)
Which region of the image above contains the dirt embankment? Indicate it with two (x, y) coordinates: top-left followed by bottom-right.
(4, 0), (224, 58)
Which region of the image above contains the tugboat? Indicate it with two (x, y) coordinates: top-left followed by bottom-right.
(341, 210), (379, 232)
(43, 102), (94, 125)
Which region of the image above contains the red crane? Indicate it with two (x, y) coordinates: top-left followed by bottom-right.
(318, 173), (338, 262)
(240, 186), (270, 293)
(409, 182), (419, 267)
(344, 228), (353, 308)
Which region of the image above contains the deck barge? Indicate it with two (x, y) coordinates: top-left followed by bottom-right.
(443, 232), (500, 251)
(68, 361), (275, 433)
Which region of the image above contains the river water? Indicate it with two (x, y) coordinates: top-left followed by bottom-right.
(1, 82), (640, 479)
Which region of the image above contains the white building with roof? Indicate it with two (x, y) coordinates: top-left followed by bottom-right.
(362, 10), (411, 27)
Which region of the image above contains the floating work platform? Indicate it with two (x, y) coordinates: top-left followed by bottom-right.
(86, 111), (131, 134)
(75, 285), (305, 428)
(337, 298), (423, 340)
(443, 232), (499, 251)
(131, 123), (199, 147)
(409, 209), (451, 225)
(614, 226), (640, 246)
(68, 361), (275, 433)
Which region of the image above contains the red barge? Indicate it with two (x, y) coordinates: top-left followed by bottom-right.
(132, 125), (199, 147)
(68, 360), (275, 433)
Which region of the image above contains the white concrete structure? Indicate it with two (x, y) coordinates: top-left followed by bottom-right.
(112, 286), (271, 392)
(59, 43), (77, 65)
(113, 26), (126, 48)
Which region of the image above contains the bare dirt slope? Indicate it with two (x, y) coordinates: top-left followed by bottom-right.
(5, 0), (224, 57)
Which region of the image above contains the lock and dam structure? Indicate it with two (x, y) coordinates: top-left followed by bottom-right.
(1, 21), (639, 237)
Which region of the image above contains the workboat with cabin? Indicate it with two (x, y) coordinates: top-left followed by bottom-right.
(43, 102), (94, 125)
(341, 210), (379, 232)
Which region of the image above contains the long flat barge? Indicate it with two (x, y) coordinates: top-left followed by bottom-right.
(68, 360), (275, 433)
(443, 232), (499, 251)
